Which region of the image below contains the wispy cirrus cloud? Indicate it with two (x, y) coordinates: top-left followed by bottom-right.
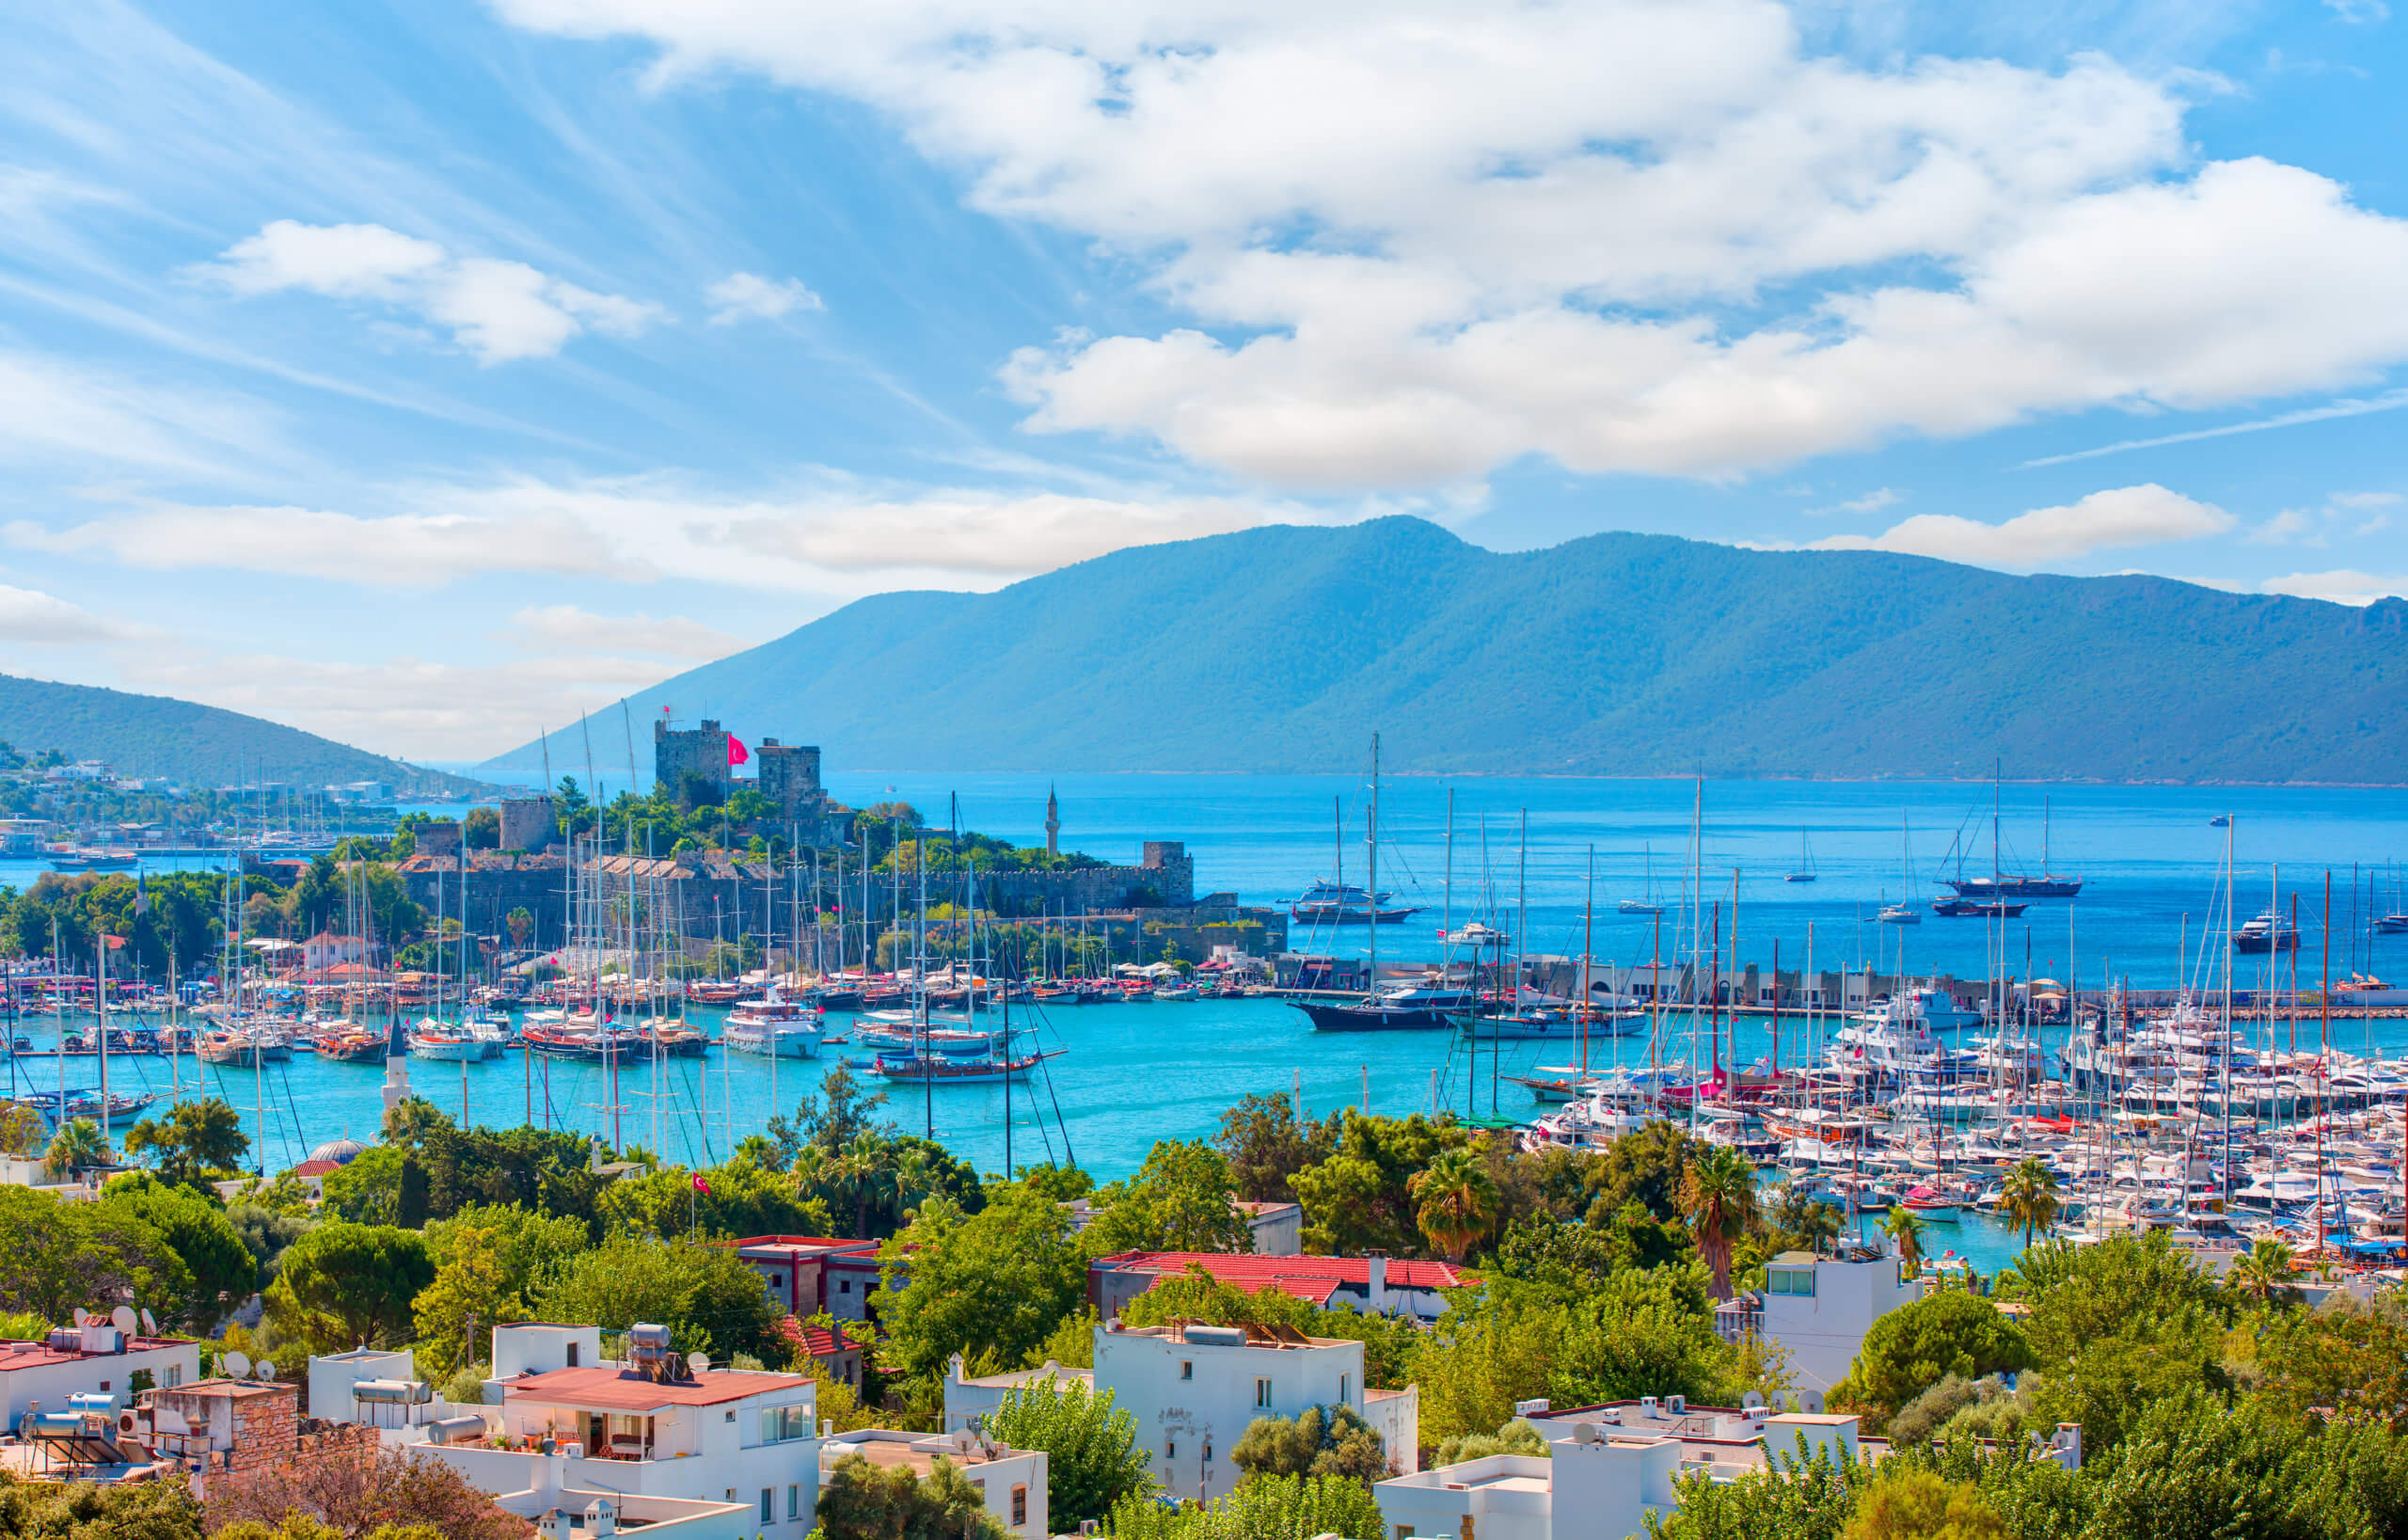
(705, 272), (822, 325)
(0, 582), (143, 643)
(500, 603), (750, 659)
(196, 220), (666, 364)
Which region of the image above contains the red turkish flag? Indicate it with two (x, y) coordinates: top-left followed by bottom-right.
(727, 734), (749, 767)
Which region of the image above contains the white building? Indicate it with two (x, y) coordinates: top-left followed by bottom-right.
(0, 1322), (198, 1424)
(821, 1427), (1050, 1540)
(943, 1357), (1094, 1435)
(382, 1324), (827, 1539)
(1712, 1247), (1924, 1396)
(1378, 1398), (2081, 1540)
(1089, 1318), (1417, 1503)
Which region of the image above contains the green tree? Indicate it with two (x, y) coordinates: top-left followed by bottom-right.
(263, 1223), (434, 1353)
(0, 1185), (176, 1324)
(412, 1221), (525, 1380)
(123, 1098), (250, 1189)
(321, 1146), (407, 1225)
(1830, 1293), (2034, 1428)
(877, 1182), (1088, 1383)
(1289, 1110), (1468, 1258)
(983, 1373), (1157, 1526)
(43, 1117), (109, 1179)
(536, 1233), (784, 1364)
(2226, 1237), (2305, 1311)
(463, 807), (500, 849)
(2082, 1388), (2408, 1540)
(596, 1155), (834, 1242)
(1230, 1403), (1388, 1484)
(0, 1468), (210, 1538)
(1681, 1145), (1759, 1298)
(1409, 1145), (1501, 1263)
(1996, 1159), (2059, 1250)
(2256, 1294), (2408, 1429)
(1879, 1209), (1927, 1280)
(1105, 1472), (1383, 1540)
(2006, 1232), (2229, 1454)
(1214, 1092), (1312, 1204)
(1085, 1139), (1252, 1254)
(0, 1103), (48, 1159)
(816, 1451), (1008, 1540)
(95, 1172), (255, 1330)
(1839, 1466), (2005, 1540)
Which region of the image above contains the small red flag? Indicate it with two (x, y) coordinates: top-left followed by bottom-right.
(726, 734), (749, 768)
(692, 1175), (712, 1196)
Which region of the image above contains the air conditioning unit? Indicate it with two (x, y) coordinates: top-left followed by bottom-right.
(1668, 1395), (1686, 1416)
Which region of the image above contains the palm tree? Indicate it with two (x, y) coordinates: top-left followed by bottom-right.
(889, 1147), (934, 1226)
(1999, 1157), (2061, 1248)
(1409, 1146), (1500, 1262)
(2228, 1237), (2305, 1310)
(1682, 1145), (1760, 1298)
(44, 1118), (109, 1179)
(1880, 1206), (1927, 1279)
(840, 1132), (891, 1235)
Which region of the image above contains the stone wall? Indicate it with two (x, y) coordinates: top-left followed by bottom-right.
(500, 797), (556, 852)
(654, 718), (730, 808)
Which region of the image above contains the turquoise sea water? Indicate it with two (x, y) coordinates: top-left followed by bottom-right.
(7, 773), (2407, 1275)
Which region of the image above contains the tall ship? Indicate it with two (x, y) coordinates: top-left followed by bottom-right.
(2233, 910), (2301, 955)
(1942, 768), (2083, 899)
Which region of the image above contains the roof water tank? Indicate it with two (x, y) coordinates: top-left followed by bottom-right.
(1182, 1325), (1247, 1348)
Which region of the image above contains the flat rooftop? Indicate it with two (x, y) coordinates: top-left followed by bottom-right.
(827, 1435), (1021, 1475)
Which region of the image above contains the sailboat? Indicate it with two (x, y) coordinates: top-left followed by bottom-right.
(1292, 735), (1473, 1031)
(1786, 831), (1817, 883)
(1942, 770), (2083, 899)
(1619, 843), (1665, 915)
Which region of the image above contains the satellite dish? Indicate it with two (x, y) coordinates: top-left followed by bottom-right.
(225, 1351), (252, 1379)
(687, 1352), (711, 1375)
(138, 1309), (156, 1336)
(1741, 1390), (1766, 1411)
(1799, 1389), (1826, 1415)
(71, 1309), (90, 1327)
(257, 1361), (278, 1382)
(111, 1307), (137, 1334)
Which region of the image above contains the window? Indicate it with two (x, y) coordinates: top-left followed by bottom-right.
(760, 1405), (810, 1443)
(566, 1342), (580, 1367)
(1767, 1267), (1816, 1298)
(761, 1489), (775, 1525)
(788, 1484), (802, 1520)
(165, 1365), (182, 1389)
(840, 1279), (852, 1294)
(1166, 1439), (1176, 1459)
(1339, 1374), (1350, 1405)
(1012, 1484), (1027, 1526)
(99, 1381), (110, 1392)
(1396, 1528), (1417, 1540)
(1254, 1378), (1272, 1408)
(1180, 1360), (1192, 1380)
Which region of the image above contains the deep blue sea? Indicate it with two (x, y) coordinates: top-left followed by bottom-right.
(8, 773), (2407, 1275)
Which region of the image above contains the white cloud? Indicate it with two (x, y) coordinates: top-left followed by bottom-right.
(706, 272), (824, 325)
(492, 2), (2408, 487)
(502, 604), (750, 659)
(2242, 489), (2401, 546)
(1808, 487), (1902, 516)
(2325, 0), (2389, 24)
(118, 648), (683, 763)
(7, 473), (1331, 593)
(2260, 570), (2408, 604)
(1810, 484), (2232, 566)
(0, 583), (138, 643)
(7, 502), (637, 587)
(198, 220), (666, 363)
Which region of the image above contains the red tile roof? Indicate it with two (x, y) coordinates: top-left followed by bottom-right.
(1093, 1251), (1466, 1292)
(290, 1160), (343, 1179)
(503, 1365), (813, 1411)
(779, 1319), (853, 1359)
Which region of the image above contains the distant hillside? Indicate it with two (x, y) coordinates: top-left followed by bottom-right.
(0, 674), (488, 795)
(478, 518), (2408, 785)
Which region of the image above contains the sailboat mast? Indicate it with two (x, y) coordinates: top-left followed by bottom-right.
(1367, 735), (1379, 1010)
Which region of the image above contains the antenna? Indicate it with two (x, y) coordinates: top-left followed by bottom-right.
(224, 1351), (253, 1379)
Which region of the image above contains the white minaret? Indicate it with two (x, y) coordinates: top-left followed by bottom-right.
(1044, 785), (1060, 858)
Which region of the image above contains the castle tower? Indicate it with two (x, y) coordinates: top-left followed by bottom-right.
(1045, 785), (1060, 858)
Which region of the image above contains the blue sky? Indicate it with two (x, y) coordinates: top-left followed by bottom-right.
(0, 0), (2403, 762)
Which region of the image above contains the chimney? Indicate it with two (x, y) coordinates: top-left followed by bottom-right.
(1365, 1257), (1388, 1311)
